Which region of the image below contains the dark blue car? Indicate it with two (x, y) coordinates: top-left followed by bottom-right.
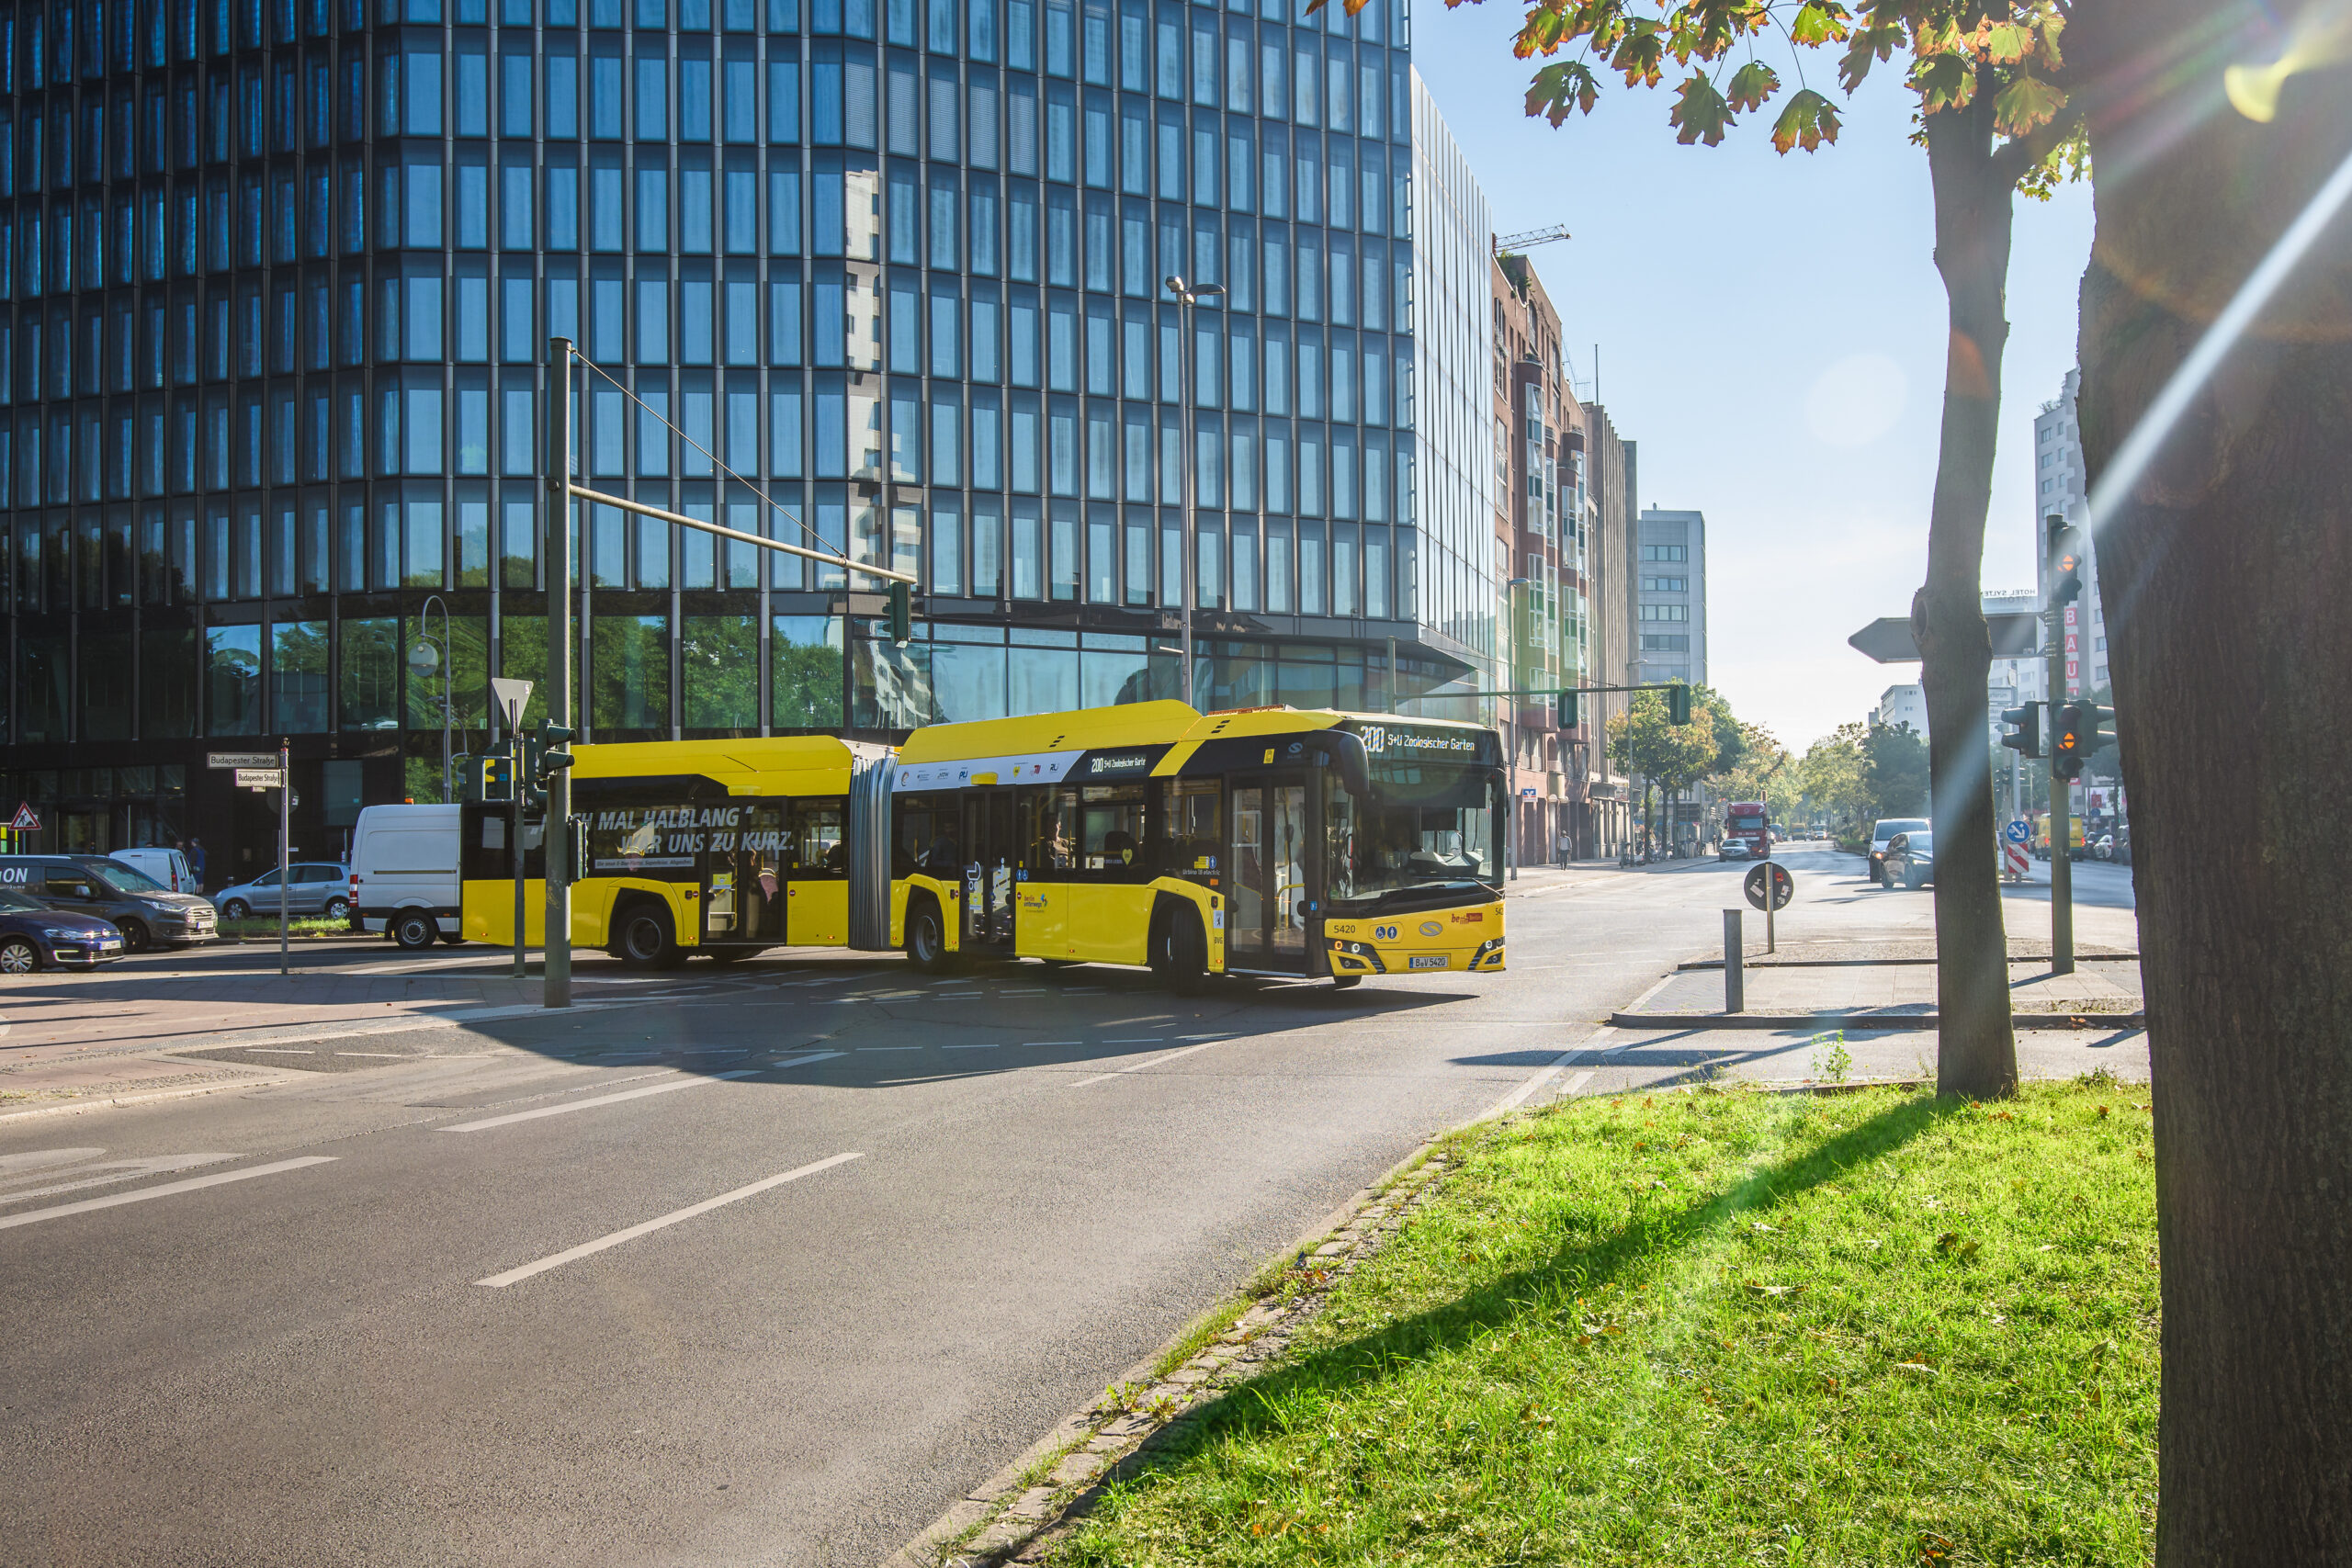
(0, 887), (125, 974)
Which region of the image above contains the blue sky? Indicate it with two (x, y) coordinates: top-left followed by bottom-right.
(1412, 3), (2095, 750)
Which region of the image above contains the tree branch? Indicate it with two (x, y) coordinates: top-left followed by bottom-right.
(1989, 100), (2084, 186)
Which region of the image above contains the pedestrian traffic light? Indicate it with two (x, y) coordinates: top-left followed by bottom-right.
(480, 753), (514, 802)
(1556, 690), (1578, 728)
(2047, 515), (2086, 607)
(1665, 682), (1691, 726)
(888, 581), (913, 646)
(2000, 702), (2041, 761)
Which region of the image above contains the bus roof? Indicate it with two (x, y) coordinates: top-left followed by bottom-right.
(572, 735), (876, 795)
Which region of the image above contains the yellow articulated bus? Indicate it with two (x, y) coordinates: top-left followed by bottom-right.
(458, 735), (890, 967)
(459, 702), (1507, 989)
(879, 701), (1508, 990)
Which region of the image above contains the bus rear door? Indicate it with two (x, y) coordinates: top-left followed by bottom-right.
(786, 799), (848, 945)
(702, 801), (788, 948)
(1227, 772), (1313, 974)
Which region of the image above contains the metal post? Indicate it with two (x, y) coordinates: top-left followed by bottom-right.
(1174, 293), (1197, 708)
(2042, 518), (2075, 976)
(511, 728), (526, 980)
(544, 338), (574, 1009)
(277, 737), (290, 976)
(1724, 908), (1744, 1013)
(1763, 845), (1776, 953)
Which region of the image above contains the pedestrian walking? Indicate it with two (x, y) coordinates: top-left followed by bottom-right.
(187, 837), (208, 890)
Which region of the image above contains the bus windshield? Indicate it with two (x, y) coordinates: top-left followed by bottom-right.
(1323, 764), (1501, 912)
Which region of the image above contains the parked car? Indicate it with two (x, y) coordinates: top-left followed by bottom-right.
(0, 854), (217, 952)
(0, 886), (126, 973)
(108, 846), (198, 894)
(1883, 830), (1937, 889)
(1867, 818), (1930, 886)
(212, 862), (353, 921)
(349, 805), (465, 950)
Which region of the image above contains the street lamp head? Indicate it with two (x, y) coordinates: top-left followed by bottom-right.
(1164, 274), (1187, 297)
(1195, 283), (1225, 297)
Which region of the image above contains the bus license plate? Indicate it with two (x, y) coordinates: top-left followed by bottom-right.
(1408, 955), (1448, 970)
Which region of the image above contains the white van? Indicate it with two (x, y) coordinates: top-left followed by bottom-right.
(349, 805), (465, 950)
(109, 847), (198, 895)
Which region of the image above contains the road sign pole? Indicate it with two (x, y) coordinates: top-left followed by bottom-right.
(1724, 909), (1744, 1013)
(277, 738), (290, 977)
(545, 337), (574, 1010)
(2042, 519), (2075, 976)
(1763, 844), (1775, 953)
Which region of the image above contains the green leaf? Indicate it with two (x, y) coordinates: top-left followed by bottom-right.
(1524, 60), (1603, 126)
(1837, 17), (1905, 94)
(1788, 1), (1849, 46)
(1993, 71), (2066, 137)
(1770, 87), (1842, 152)
(1911, 52), (1975, 115)
(1668, 71), (1735, 147)
(1725, 59), (1780, 113)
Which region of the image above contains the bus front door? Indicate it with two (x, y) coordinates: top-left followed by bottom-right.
(1228, 774), (1311, 973)
(707, 802), (789, 948)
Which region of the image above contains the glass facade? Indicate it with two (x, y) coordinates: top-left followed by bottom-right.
(0, 0), (1494, 868)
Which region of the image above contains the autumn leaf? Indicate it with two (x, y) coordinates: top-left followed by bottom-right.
(1993, 71), (2066, 137)
(1669, 72), (1735, 146)
(1981, 19), (2031, 63)
(1837, 17), (1905, 93)
(1911, 51), (1976, 115)
(1725, 59), (1781, 113)
(1770, 87), (1842, 152)
(1611, 17), (1668, 86)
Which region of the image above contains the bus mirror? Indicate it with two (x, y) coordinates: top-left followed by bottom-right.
(1319, 731), (1376, 802)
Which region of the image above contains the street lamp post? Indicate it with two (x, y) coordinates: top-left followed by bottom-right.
(1164, 276), (1223, 707)
(1504, 577), (1534, 882)
(409, 594), (454, 802)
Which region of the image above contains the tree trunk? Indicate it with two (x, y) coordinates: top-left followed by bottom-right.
(1914, 87), (2019, 1099)
(2074, 3), (2352, 1556)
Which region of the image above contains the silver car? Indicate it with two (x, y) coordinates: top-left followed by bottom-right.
(213, 863), (352, 921)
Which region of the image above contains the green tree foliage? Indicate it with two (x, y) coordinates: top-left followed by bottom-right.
(1714, 720), (1801, 819)
(1608, 688), (1719, 795)
(1798, 722), (1873, 828)
(1862, 722), (1932, 817)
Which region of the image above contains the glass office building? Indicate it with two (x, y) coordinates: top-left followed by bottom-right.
(0, 0), (1496, 875)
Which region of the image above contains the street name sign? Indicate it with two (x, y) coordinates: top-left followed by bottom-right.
(235, 768), (286, 790)
(209, 751), (279, 769)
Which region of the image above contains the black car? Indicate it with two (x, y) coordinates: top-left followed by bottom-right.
(1883, 830), (1936, 889)
(0, 887), (125, 973)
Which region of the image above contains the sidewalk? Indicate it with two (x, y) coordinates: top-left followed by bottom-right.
(1503, 859), (1633, 897)
(1614, 941), (2143, 1030)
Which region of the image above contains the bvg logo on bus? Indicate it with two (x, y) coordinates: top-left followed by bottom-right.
(1374, 924), (1398, 942)
(1419, 920), (1443, 938)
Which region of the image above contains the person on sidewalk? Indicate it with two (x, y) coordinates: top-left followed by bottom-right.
(187, 838), (209, 891)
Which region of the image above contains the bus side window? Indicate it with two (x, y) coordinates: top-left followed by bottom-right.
(794, 800), (845, 874)
(1079, 784), (1148, 878)
(1159, 779), (1221, 875)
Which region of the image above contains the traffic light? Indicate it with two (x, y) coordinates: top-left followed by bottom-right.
(480, 753), (514, 802)
(1556, 690), (1578, 728)
(888, 581), (913, 646)
(535, 720), (576, 786)
(2047, 515), (2086, 607)
(564, 815), (591, 885)
(2000, 703), (2041, 761)
(2052, 702), (2088, 780)
(1665, 682), (1691, 726)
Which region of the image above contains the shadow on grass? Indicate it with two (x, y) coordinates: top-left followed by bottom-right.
(1102, 1089), (1968, 1488)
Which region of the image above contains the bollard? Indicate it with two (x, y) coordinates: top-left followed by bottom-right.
(1724, 908), (1745, 1013)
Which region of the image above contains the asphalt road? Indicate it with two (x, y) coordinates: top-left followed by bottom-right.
(0, 850), (2134, 1568)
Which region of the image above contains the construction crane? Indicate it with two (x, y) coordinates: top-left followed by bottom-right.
(1493, 224), (1573, 254)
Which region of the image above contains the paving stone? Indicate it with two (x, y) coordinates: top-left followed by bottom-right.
(1048, 1451), (1106, 1488)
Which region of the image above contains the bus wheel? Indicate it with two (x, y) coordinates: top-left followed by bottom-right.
(615, 904), (681, 971)
(1155, 910), (1206, 997)
(905, 899), (958, 975)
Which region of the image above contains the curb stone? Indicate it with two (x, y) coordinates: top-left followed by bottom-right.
(885, 1149), (1468, 1568)
(1609, 1010), (2145, 1031)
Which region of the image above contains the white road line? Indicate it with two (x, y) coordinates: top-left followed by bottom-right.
(244, 1047), (316, 1055)
(1068, 1036), (1233, 1089)
(1563, 1070), (1595, 1097)
(1487, 1025), (1614, 1117)
(0, 1156), (338, 1233)
(475, 1152), (864, 1288)
(944, 1043), (999, 1050)
(859, 1045), (922, 1052)
(1026, 1041), (1080, 1048)
(441, 1069), (764, 1131)
(1099, 1038), (1161, 1043)
(334, 1051), (409, 1058)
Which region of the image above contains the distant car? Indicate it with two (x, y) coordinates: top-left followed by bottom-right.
(1883, 830), (1936, 889)
(108, 846), (198, 894)
(213, 862), (352, 921)
(0, 886), (125, 973)
(1867, 818), (1930, 886)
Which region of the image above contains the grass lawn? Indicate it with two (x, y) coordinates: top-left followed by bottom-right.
(1059, 1080), (2156, 1567)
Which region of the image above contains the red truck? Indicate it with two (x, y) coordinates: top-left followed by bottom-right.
(1719, 802), (1771, 861)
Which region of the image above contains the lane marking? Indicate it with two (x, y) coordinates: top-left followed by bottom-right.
(1068, 1036), (1233, 1089)
(245, 1047), (316, 1055)
(475, 1152), (864, 1287)
(0, 1156), (338, 1232)
(1488, 1024), (1614, 1117)
(334, 1051), (409, 1058)
(0, 1152), (241, 1205)
(437, 1054), (840, 1133)
(859, 1045), (922, 1053)
(944, 1043), (999, 1050)
(1025, 1041), (1080, 1048)
(1100, 1038), (1162, 1044)
(1563, 1070), (1595, 1096)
